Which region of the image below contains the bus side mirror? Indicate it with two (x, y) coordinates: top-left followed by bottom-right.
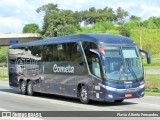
(90, 49), (105, 66)
(139, 49), (151, 64)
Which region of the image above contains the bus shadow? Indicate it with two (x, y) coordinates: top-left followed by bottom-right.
(0, 88), (21, 94)
(32, 92), (138, 107)
(90, 100), (137, 106)
(0, 88), (137, 107)
(36, 93), (138, 107)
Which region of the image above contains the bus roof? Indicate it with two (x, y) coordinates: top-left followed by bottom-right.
(10, 33), (136, 48)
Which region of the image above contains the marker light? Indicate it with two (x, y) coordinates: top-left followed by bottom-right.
(99, 47), (105, 54)
(105, 86), (116, 91)
(139, 84), (145, 89)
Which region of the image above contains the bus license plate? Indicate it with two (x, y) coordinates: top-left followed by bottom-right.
(125, 94), (132, 97)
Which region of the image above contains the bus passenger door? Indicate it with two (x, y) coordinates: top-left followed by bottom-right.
(89, 52), (104, 101)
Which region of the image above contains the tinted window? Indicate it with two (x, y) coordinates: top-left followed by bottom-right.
(42, 45), (53, 62)
(42, 42), (87, 75)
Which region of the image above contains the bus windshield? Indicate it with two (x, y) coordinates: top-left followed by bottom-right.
(104, 46), (143, 81)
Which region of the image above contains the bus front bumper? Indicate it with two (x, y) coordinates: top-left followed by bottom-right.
(104, 87), (145, 102)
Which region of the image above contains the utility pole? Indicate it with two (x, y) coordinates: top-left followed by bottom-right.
(139, 21), (142, 49)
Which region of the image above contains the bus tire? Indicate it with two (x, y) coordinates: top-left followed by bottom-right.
(114, 99), (124, 102)
(79, 85), (90, 104)
(27, 81), (35, 96)
(20, 80), (27, 95)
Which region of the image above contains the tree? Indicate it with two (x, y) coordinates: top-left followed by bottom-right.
(37, 4), (80, 37)
(130, 15), (141, 22)
(80, 6), (116, 25)
(116, 7), (129, 22)
(142, 17), (160, 29)
(103, 6), (114, 14)
(36, 3), (59, 14)
(22, 24), (40, 33)
(89, 7), (96, 12)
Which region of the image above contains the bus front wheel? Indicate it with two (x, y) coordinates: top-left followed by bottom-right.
(79, 85), (90, 104)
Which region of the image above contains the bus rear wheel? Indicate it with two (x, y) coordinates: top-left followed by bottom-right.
(27, 81), (35, 96)
(20, 80), (27, 95)
(79, 85), (90, 104)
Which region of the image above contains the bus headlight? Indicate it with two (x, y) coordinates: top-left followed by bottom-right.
(139, 84), (145, 89)
(105, 86), (116, 91)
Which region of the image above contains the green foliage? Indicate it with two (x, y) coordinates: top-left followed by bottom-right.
(35, 3), (160, 57)
(118, 26), (130, 37)
(123, 21), (139, 29)
(56, 24), (77, 36)
(80, 6), (116, 24)
(37, 4), (80, 37)
(78, 21), (115, 33)
(106, 29), (120, 34)
(36, 3), (59, 14)
(0, 47), (8, 66)
(78, 25), (160, 57)
(130, 29), (160, 55)
(116, 7), (129, 22)
(23, 24), (40, 33)
(130, 15), (141, 21)
(93, 21), (115, 32)
(142, 17), (160, 29)
(77, 27), (93, 34)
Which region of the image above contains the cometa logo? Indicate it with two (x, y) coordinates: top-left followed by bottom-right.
(53, 64), (74, 74)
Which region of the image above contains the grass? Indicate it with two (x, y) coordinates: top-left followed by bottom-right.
(144, 74), (160, 96)
(0, 67), (8, 78)
(130, 29), (160, 55)
(145, 91), (160, 96)
(144, 66), (160, 70)
(0, 67), (8, 80)
(143, 59), (160, 66)
(0, 77), (8, 80)
(143, 59), (160, 70)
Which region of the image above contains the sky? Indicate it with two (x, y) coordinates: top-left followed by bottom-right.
(0, 0), (160, 33)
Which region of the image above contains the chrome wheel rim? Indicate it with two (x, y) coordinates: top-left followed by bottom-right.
(28, 83), (32, 94)
(21, 82), (25, 92)
(81, 88), (88, 101)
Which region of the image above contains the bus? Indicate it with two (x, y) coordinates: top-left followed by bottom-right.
(8, 33), (151, 104)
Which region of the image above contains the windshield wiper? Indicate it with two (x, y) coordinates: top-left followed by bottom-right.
(125, 59), (138, 81)
(118, 65), (125, 80)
